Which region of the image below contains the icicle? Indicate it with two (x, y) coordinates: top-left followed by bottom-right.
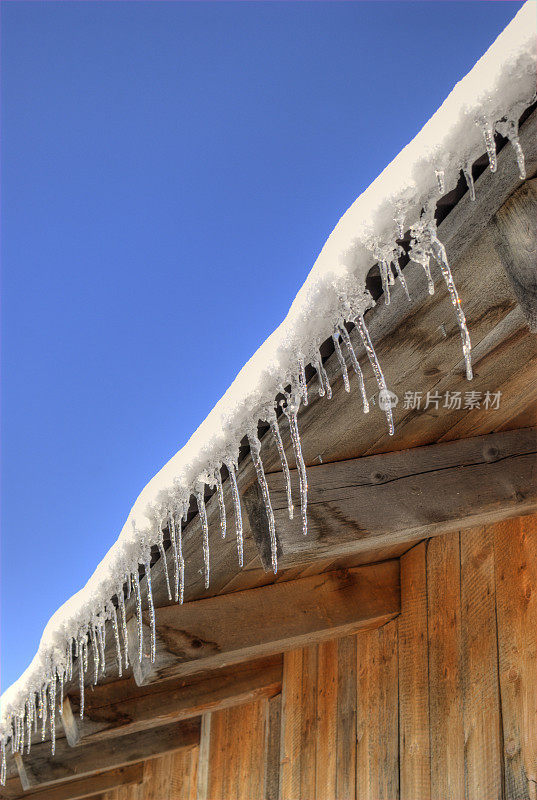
(17, 714), (24, 755)
(157, 529), (172, 602)
(90, 623), (100, 684)
(281, 397), (308, 537)
(33, 693), (38, 734)
(409, 230), (435, 295)
(496, 118), (526, 180)
(480, 119), (497, 172)
(392, 248), (411, 301)
(58, 669), (64, 717)
(26, 700), (32, 755)
(82, 635), (88, 673)
(430, 234), (473, 380)
(132, 570), (144, 664)
(110, 603), (123, 677)
(225, 460), (244, 568)
(248, 433), (278, 572)
(78, 648), (85, 720)
(338, 325), (369, 413)
(144, 561), (157, 663)
(435, 169), (445, 194)
(297, 355), (308, 406)
(118, 590), (129, 668)
(332, 332), (350, 392)
(463, 165), (476, 201)
(196, 489), (210, 590)
(169, 513), (185, 604)
(97, 618), (106, 677)
(355, 315), (394, 436)
(395, 208), (405, 240)
(40, 686), (47, 741)
(66, 640), (73, 682)
(214, 470), (227, 539)
(313, 354), (332, 400)
(379, 259), (391, 304)
(1, 738), (6, 786)
(269, 411), (294, 520)
(49, 677), (56, 757)
(125, 571), (132, 600)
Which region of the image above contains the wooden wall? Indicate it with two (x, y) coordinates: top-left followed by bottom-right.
(106, 515), (536, 800)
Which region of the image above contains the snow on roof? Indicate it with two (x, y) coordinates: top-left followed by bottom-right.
(1, 0), (536, 772)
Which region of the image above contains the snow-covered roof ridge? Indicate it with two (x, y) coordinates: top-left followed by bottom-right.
(1, 1), (536, 773)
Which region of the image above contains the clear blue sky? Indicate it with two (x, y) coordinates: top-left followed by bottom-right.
(1, 1), (522, 691)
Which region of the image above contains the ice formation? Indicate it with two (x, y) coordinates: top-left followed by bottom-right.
(1, 1), (535, 770)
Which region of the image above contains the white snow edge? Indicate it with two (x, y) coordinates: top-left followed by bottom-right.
(1, 1), (536, 740)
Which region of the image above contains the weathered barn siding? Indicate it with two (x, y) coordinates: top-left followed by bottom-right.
(103, 515), (536, 800)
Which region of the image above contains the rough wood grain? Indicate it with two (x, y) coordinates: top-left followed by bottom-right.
(143, 749), (198, 800)
(398, 542), (431, 800)
(460, 526), (503, 800)
(132, 560), (400, 685)
(427, 533), (464, 800)
(71, 656), (282, 743)
(20, 720), (199, 789)
(335, 635), (357, 800)
(260, 427), (537, 565)
(494, 516), (537, 800)
(263, 694), (282, 800)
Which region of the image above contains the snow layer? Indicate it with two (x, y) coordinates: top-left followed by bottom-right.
(1, 0), (536, 755)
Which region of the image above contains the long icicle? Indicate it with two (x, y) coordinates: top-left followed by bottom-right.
(1, 738), (6, 786)
(97, 618), (106, 677)
(355, 315), (394, 435)
(196, 489), (210, 590)
(90, 623), (100, 684)
(392, 249), (411, 301)
(78, 641), (85, 720)
(118, 589), (129, 669)
(40, 685), (47, 741)
(145, 560), (157, 663)
(214, 470), (227, 539)
(49, 677), (56, 757)
(430, 233), (473, 380)
(332, 332), (350, 392)
(269, 411), (294, 520)
(225, 460), (243, 567)
(281, 396), (308, 536)
(132, 570), (144, 664)
(110, 603), (123, 677)
(25, 700), (32, 755)
(297, 355), (308, 406)
(157, 529), (172, 602)
(481, 119), (497, 172)
(58, 668), (64, 717)
(463, 164), (476, 201)
(338, 324), (369, 413)
(248, 433), (278, 572)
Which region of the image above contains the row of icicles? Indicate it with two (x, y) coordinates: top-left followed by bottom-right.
(1, 112), (529, 784)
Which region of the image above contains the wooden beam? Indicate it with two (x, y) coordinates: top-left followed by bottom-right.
(491, 178), (537, 331)
(67, 655), (282, 744)
(0, 764), (144, 800)
(16, 719), (199, 791)
(244, 427), (537, 566)
(129, 559), (400, 685)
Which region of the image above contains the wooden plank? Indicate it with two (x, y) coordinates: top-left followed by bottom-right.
(494, 515), (537, 800)
(460, 526), (503, 800)
(205, 700), (266, 800)
(0, 764), (144, 800)
(70, 655), (282, 743)
(315, 640), (337, 800)
(263, 695), (282, 800)
(335, 635), (357, 800)
(143, 747), (198, 800)
(427, 533), (464, 800)
(279, 649), (303, 800)
(195, 715), (211, 800)
(398, 542), (431, 800)
(298, 646), (318, 799)
(19, 720), (199, 790)
(356, 622), (399, 800)
(258, 427), (537, 566)
(131, 560), (400, 685)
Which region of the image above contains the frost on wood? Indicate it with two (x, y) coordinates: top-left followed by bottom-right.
(1, 1), (536, 769)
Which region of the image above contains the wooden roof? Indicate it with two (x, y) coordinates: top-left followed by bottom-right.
(2, 105), (536, 800)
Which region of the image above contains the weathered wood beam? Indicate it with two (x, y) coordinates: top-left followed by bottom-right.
(244, 427), (537, 566)
(15, 719), (198, 791)
(490, 178), (537, 331)
(66, 655), (282, 744)
(0, 763), (144, 800)
(129, 559), (400, 685)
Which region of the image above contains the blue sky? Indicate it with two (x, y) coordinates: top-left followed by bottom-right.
(1, 0), (523, 691)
